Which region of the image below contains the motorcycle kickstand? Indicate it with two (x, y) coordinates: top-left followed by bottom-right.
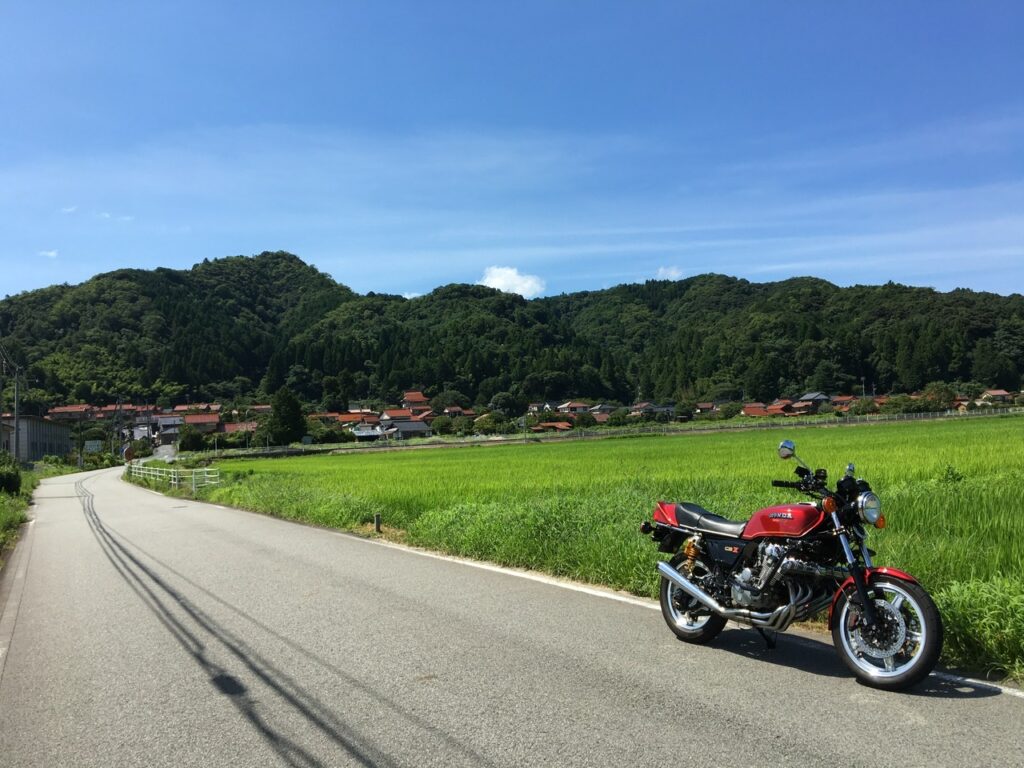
(755, 627), (777, 649)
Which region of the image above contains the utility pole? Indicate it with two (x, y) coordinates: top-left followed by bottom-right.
(13, 372), (19, 463)
(0, 341), (21, 463)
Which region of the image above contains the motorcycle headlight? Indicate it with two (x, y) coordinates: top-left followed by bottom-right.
(857, 492), (882, 525)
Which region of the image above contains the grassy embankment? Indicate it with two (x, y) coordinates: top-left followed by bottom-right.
(0, 491), (28, 560)
(204, 417), (1024, 680)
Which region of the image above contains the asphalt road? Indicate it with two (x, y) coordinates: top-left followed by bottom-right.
(0, 467), (1021, 768)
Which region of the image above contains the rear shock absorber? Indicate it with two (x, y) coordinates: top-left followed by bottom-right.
(681, 536), (701, 575)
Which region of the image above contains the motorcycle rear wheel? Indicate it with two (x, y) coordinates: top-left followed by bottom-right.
(659, 553), (726, 644)
(832, 575), (943, 691)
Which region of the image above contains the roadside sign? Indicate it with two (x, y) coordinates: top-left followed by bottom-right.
(84, 440), (103, 453)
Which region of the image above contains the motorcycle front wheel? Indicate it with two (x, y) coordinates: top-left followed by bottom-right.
(832, 575), (943, 691)
(659, 552), (726, 644)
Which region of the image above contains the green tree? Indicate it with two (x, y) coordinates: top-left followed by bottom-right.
(922, 381), (956, 409)
(430, 415), (454, 435)
(177, 424), (206, 452)
(267, 386), (305, 445)
(573, 412), (597, 428)
(718, 402), (743, 420)
(451, 416), (475, 436)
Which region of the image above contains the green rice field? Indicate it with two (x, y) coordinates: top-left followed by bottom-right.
(204, 416), (1024, 679)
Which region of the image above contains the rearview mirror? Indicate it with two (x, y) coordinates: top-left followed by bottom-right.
(778, 440), (796, 460)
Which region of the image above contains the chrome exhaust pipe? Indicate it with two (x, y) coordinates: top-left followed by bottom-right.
(657, 561), (726, 614)
(657, 561), (810, 631)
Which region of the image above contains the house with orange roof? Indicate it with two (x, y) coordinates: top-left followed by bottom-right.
(183, 412), (221, 434)
(401, 390), (430, 409)
(531, 421), (574, 433)
(46, 404), (95, 421)
(223, 421), (257, 434)
(982, 389), (1013, 404)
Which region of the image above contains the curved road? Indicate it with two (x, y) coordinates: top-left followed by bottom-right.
(0, 468), (1021, 767)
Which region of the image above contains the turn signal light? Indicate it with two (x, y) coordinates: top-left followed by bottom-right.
(821, 496), (837, 514)
(875, 515), (886, 529)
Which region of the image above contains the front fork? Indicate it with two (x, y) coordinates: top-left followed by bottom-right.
(833, 512), (878, 627)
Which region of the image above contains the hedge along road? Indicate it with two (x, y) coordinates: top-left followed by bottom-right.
(1, 468), (1021, 768)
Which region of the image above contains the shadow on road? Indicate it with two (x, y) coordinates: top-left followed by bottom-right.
(709, 627), (1000, 699)
(76, 478), (495, 768)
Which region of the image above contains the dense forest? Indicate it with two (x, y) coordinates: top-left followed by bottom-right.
(1, 251), (1022, 414)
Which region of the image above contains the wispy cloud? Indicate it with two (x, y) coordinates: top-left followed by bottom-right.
(723, 112), (1024, 179)
(1, 117), (1023, 298)
(478, 266), (546, 298)
(38, 249), (58, 259)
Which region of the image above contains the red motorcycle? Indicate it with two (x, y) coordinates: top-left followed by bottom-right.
(641, 439), (943, 690)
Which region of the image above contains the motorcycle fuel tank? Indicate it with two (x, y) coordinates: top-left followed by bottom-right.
(742, 503), (824, 540)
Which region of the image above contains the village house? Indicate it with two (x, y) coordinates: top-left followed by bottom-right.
(982, 389), (1013, 404)
(183, 413), (220, 434)
(380, 408), (414, 423)
(384, 421), (432, 440)
(527, 402), (559, 414)
(156, 414), (184, 445)
(557, 403), (589, 415)
(2, 414), (73, 462)
(46, 404), (95, 422)
(531, 421), (573, 433)
(401, 390), (431, 410)
(222, 421), (257, 435)
(786, 392), (829, 416)
(830, 395), (857, 411)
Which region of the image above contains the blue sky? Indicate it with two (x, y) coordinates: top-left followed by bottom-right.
(2, 2), (1022, 299)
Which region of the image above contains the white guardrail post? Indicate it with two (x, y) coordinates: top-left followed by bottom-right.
(129, 461), (219, 493)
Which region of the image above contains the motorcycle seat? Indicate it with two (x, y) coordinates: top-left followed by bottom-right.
(675, 502), (747, 537)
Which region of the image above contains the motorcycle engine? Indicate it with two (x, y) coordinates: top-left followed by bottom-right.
(730, 541), (788, 608)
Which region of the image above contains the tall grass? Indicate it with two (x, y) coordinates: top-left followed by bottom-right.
(207, 417), (1024, 678)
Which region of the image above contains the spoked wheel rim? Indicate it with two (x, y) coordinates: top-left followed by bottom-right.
(837, 581), (929, 680)
(665, 561), (715, 631)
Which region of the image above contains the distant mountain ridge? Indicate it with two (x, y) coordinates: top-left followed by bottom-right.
(0, 251), (1021, 412)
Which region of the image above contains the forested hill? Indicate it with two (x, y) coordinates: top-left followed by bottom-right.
(1, 251), (1022, 413)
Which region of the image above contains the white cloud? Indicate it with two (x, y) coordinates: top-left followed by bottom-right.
(97, 211), (111, 219)
(656, 266), (683, 280)
(38, 249), (58, 259)
(402, 292), (422, 300)
(478, 266), (546, 298)
(60, 205), (77, 213)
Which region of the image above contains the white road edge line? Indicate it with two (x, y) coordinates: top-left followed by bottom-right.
(0, 520), (36, 684)
(343, 531), (659, 610)
(344, 531), (1024, 700)
(124, 479), (1024, 701)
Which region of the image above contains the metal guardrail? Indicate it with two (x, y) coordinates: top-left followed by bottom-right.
(127, 461), (220, 492)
